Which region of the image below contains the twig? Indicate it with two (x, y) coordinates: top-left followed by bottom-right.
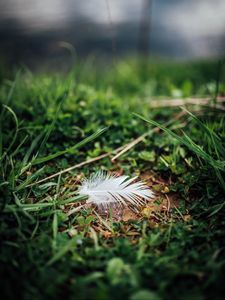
(165, 194), (171, 214)
(111, 110), (186, 162)
(111, 131), (151, 162)
(27, 147), (124, 187)
(149, 97), (225, 108)
(67, 204), (86, 216)
(94, 211), (114, 232)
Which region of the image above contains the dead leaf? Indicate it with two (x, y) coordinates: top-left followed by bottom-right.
(183, 214), (192, 222)
(122, 208), (139, 221)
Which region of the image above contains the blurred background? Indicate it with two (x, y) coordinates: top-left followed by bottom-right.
(0, 0), (225, 70)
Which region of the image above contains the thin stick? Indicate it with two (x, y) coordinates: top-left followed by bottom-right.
(149, 97), (225, 108)
(165, 194), (171, 215)
(111, 131), (150, 162)
(111, 110), (186, 162)
(27, 145), (126, 188)
(67, 204), (86, 216)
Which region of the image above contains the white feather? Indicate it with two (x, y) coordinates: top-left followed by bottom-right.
(78, 171), (154, 206)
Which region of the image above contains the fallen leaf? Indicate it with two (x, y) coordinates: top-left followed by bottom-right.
(183, 214), (192, 222)
(122, 208), (139, 221)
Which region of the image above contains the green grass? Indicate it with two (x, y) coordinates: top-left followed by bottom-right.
(0, 58), (225, 300)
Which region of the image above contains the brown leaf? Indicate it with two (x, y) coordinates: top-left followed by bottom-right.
(122, 208), (139, 222)
(183, 214), (192, 222)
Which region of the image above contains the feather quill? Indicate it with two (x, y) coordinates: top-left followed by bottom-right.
(79, 171), (154, 207)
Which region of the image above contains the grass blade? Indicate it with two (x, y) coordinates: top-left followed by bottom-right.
(31, 127), (108, 165)
(134, 113), (225, 171)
